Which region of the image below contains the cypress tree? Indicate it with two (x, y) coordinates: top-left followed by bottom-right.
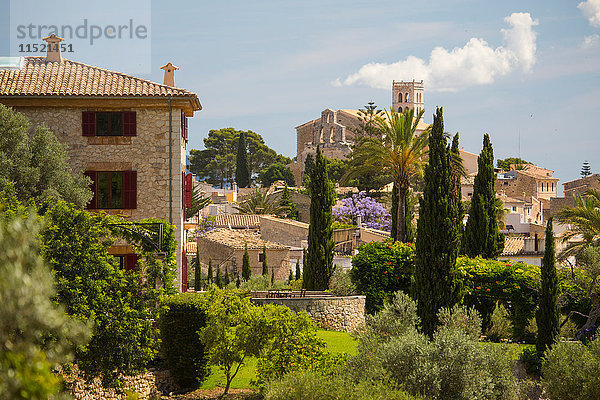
(262, 244), (268, 276)
(242, 243), (251, 281)
(303, 154), (315, 187)
(303, 145), (335, 290)
(280, 184), (298, 220)
(536, 217), (560, 355)
(236, 274), (241, 288)
(207, 258), (213, 285)
(215, 265), (222, 288)
(194, 245), (201, 291)
(224, 266), (230, 286)
(235, 131), (250, 188)
(295, 259), (301, 281)
(463, 134), (504, 258)
(271, 268), (275, 286)
(450, 133), (464, 252)
(288, 269), (294, 283)
(412, 107), (461, 336)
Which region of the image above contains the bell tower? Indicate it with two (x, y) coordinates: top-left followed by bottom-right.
(392, 80), (424, 118)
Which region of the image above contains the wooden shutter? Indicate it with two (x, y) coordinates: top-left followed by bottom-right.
(122, 111), (137, 136)
(84, 171), (97, 209)
(185, 173), (193, 207)
(182, 172), (186, 210)
(122, 171), (137, 209)
(82, 111), (96, 136)
(125, 254), (138, 272)
(181, 112), (188, 141)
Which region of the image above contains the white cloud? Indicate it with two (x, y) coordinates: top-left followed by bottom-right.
(334, 12), (538, 92)
(583, 33), (600, 47)
(578, 0), (600, 27)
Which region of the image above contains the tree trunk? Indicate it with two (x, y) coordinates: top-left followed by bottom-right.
(397, 184), (407, 242)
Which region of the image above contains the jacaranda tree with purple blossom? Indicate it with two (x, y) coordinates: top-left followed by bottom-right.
(333, 192), (391, 231)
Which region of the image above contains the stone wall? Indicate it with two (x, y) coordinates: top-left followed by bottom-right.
(260, 215), (309, 247)
(251, 295), (365, 333)
(13, 105), (187, 289)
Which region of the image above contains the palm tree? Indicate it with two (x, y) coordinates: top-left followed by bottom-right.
(233, 188), (285, 215)
(343, 108), (430, 242)
(555, 189), (600, 260)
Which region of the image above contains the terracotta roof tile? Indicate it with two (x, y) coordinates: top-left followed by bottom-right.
(215, 214), (261, 229)
(501, 236), (525, 256)
(199, 228), (288, 250)
(0, 57), (198, 102)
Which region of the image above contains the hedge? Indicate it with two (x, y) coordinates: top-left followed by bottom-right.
(159, 293), (208, 389)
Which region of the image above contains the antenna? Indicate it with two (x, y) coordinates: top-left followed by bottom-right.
(518, 129), (521, 167)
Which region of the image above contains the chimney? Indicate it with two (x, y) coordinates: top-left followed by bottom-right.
(42, 34), (64, 62)
(160, 62), (179, 86)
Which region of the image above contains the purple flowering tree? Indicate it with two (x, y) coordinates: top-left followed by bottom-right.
(332, 192), (391, 231)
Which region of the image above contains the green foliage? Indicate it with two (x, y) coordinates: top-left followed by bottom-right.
(207, 258), (213, 284)
(555, 189), (600, 259)
(541, 338), (600, 400)
(234, 189), (285, 215)
(581, 160), (592, 178)
(259, 163), (295, 187)
(215, 265), (223, 288)
(0, 211), (89, 400)
(304, 145), (335, 290)
(391, 185), (416, 243)
(194, 245), (202, 291)
(464, 134), (504, 258)
(557, 267), (592, 328)
(295, 260), (301, 281)
(279, 185), (298, 220)
(485, 304), (513, 342)
(185, 184), (211, 220)
(265, 370), (420, 400)
(40, 202), (160, 386)
(413, 107), (461, 336)
(328, 267), (356, 296)
(351, 240), (414, 314)
(302, 154), (315, 187)
(0, 104), (92, 207)
(262, 244), (268, 276)
(159, 294), (208, 389)
(496, 157), (532, 171)
(450, 133), (464, 252)
(519, 346), (542, 376)
(288, 269), (294, 283)
(437, 304), (482, 340)
(224, 267), (230, 286)
(235, 131), (250, 188)
(242, 244), (251, 281)
(189, 128), (290, 188)
(536, 218), (560, 355)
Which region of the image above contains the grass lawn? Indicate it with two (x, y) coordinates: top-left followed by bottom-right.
(479, 342), (532, 360)
(200, 329), (357, 390)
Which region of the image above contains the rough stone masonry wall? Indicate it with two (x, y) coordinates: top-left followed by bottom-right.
(252, 296), (365, 333)
(14, 106), (186, 288)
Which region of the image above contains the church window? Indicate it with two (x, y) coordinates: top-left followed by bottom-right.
(405, 93), (409, 102)
(398, 92), (402, 103)
(319, 127), (324, 143)
(398, 106), (403, 113)
(330, 127), (335, 143)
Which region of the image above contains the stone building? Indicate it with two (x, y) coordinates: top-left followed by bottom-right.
(197, 228), (291, 281)
(495, 165), (558, 202)
(563, 173), (600, 198)
(289, 80), (429, 185)
(0, 35), (201, 291)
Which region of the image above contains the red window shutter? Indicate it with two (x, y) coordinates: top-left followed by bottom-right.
(123, 171), (137, 209)
(181, 112), (188, 141)
(185, 173), (193, 207)
(82, 111), (96, 136)
(123, 111), (137, 136)
(125, 254), (138, 272)
(84, 171), (97, 209)
(182, 248), (188, 292)
(182, 172), (186, 210)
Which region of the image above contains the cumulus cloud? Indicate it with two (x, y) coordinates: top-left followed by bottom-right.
(333, 12), (538, 92)
(579, 0), (600, 27)
(583, 33), (600, 47)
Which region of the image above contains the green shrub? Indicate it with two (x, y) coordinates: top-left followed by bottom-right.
(485, 303), (513, 342)
(542, 338), (600, 400)
(350, 240), (414, 314)
(557, 268), (592, 328)
(519, 345), (541, 376)
(437, 304), (482, 340)
(328, 267), (356, 296)
(159, 293), (208, 389)
(237, 274), (287, 292)
(265, 370), (420, 400)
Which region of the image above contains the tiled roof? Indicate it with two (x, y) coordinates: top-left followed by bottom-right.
(0, 57), (200, 105)
(501, 236), (525, 256)
(199, 228), (288, 250)
(215, 214), (261, 229)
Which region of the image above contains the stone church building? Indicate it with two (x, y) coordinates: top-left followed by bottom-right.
(289, 80), (428, 185)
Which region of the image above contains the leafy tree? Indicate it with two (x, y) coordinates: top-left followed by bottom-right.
(234, 189), (285, 215)
(262, 244), (268, 276)
(581, 160), (592, 178)
(496, 157), (532, 171)
(215, 265), (223, 288)
(0, 209), (89, 400)
(463, 134), (504, 258)
(279, 184), (298, 220)
(556, 189), (600, 259)
(412, 107), (461, 336)
(304, 145), (336, 290)
(242, 243), (251, 281)
(235, 131), (250, 188)
(259, 163), (295, 187)
(536, 217), (560, 355)
(344, 108), (429, 242)
(207, 258), (213, 285)
(0, 104), (91, 207)
(189, 128), (290, 188)
(332, 191), (391, 231)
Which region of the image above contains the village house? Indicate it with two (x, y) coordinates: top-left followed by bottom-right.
(197, 228), (291, 281)
(0, 35), (201, 291)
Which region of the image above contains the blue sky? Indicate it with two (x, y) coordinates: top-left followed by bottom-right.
(1, 0), (599, 192)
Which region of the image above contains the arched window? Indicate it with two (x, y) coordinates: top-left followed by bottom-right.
(319, 127), (324, 143)
(398, 92), (402, 103)
(329, 127), (335, 143)
(327, 113), (331, 123)
(405, 93), (409, 102)
(398, 106), (403, 113)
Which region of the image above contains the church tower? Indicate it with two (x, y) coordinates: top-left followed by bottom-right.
(392, 80), (424, 117)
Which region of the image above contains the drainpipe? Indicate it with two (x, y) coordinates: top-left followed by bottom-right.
(168, 97), (173, 224)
